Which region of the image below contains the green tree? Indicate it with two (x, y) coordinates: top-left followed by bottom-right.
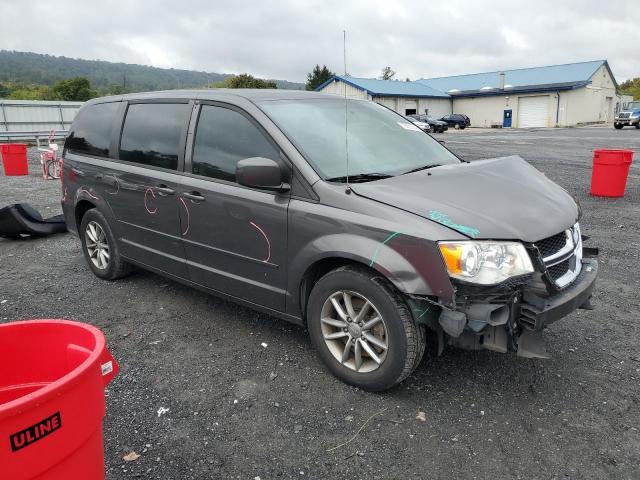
(0, 83), (9, 98)
(6, 82), (57, 100)
(619, 77), (640, 100)
(380, 66), (395, 80)
(52, 76), (97, 101)
(106, 84), (130, 95)
(224, 74), (276, 89)
(306, 65), (334, 91)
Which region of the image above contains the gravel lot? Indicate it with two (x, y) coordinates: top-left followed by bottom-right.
(1, 127), (639, 479)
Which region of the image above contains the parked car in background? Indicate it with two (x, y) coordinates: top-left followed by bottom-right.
(62, 90), (597, 391)
(405, 116), (431, 133)
(409, 114), (449, 133)
(614, 101), (640, 129)
(440, 113), (471, 129)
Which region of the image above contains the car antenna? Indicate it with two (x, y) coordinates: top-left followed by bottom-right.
(343, 29), (351, 194)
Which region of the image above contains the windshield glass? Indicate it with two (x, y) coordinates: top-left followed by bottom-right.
(625, 102), (640, 110)
(259, 99), (460, 180)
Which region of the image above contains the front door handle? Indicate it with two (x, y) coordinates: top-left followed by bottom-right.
(156, 184), (175, 196)
(183, 191), (205, 202)
(71, 167), (84, 176)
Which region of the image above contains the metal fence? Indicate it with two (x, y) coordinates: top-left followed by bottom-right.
(0, 99), (82, 144)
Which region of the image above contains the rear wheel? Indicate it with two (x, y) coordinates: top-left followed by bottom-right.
(307, 265), (426, 391)
(80, 209), (131, 280)
(454, 123), (460, 129)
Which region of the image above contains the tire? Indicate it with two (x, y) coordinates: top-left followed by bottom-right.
(614, 123), (623, 130)
(307, 265), (426, 391)
(454, 123), (460, 129)
(635, 123), (640, 129)
(79, 208), (131, 280)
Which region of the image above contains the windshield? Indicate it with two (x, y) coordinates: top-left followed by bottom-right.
(624, 102), (640, 111)
(259, 98), (460, 180)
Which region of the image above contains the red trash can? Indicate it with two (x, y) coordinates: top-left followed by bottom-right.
(1, 143), (29, 176)
(590, 149), (633, 197)
(0, 319), (118, 480)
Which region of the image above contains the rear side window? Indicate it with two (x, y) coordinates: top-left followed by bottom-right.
(119, 103), (190, 170)
(191, 105), (279, 182)
(66, 102), (119, 157)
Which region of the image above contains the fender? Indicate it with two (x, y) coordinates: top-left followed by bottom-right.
(287, 232), (455, 317)
(72, 185), (119, 234)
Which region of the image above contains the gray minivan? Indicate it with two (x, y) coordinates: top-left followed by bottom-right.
(61, 89), (597, 391)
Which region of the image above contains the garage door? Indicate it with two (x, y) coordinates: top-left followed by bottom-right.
(517, 96), (549, 128)
(404, 100), (417, 116)
(374, 97), (397, 111)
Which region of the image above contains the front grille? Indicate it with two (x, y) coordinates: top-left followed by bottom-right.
(547, 258), (570, 282)
(619, 113), (630, 119)
(533, 224), (582, 290)
(536, 231), (567, 258)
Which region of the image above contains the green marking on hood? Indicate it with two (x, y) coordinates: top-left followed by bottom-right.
(428, 210), (480, 238)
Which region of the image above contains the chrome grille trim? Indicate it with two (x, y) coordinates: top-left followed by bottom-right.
(538, 223), (582, 289)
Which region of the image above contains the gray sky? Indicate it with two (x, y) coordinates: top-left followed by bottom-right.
(2, 0), (638, 82)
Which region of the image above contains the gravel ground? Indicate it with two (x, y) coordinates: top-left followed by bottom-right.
(1, 127), (639, 479)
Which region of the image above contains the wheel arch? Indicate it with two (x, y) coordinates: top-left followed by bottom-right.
(74, 200), (96, 231)
(290, 232), (454, 322)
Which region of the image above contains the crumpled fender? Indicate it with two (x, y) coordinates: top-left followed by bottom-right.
(287, 232), (455, 316)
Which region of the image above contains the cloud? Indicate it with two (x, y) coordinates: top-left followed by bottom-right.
(1, 0), (638, 82)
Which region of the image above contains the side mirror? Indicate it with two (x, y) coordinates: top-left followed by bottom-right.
(236, 157), (290, 192)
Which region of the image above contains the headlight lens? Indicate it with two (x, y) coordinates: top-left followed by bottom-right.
(438, 241), (534, 285)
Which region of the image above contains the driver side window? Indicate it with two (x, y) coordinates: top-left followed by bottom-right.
(191, 105), (280, 182)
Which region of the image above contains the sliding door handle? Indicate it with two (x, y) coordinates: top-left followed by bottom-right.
(156, 184), (175, 196)
(183, 191), (205, 202)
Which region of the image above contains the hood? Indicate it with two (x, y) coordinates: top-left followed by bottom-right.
(351, 156), (579, 242)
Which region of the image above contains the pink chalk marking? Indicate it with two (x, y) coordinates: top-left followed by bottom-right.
(106, 177), (120, 195)
(144, 187), (157, 214)
(179, 197), (190, 236)
(78, 187), (98, 200)
(250, 221), (271, 263)
(61, 187), (68, 202)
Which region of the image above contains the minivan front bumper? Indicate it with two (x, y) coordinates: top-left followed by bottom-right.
(519, 258), (597, 331)
(412, 255), (598, 358)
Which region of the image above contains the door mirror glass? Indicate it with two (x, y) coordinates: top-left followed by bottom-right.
(236, 157), (289, 192)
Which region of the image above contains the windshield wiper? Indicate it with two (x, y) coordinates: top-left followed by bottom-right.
(325, 172), (393, 183)
(402, 164), (442, 175)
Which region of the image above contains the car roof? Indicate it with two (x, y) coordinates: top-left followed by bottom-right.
(86, 89), (340, 106)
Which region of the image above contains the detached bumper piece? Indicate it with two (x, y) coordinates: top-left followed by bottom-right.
(0, 203), (67, 239)
(519, 258), (598, 331)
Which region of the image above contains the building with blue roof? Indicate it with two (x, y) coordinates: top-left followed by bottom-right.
(316, 60), (625, 128)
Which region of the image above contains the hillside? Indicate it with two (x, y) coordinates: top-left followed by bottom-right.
(0, 50), (304, 91)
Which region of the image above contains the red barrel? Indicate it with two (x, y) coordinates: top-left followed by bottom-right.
(1, 143), (29, 176)
(0, 319), (118, 480)
(590, 149), (633, 197)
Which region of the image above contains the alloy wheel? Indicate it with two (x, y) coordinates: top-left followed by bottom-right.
(85, 221), (110, 270)
(320, 290), (388, 373)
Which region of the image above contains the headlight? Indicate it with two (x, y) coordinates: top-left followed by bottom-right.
(438, 241), (534, 285)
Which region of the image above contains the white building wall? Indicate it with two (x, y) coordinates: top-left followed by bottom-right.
(317, 79), (368, 99)
(561, 65), (618, 125)
(373, 96), (451, 117)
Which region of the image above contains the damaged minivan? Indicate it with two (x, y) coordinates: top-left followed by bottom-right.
(62, 90), (597, 391)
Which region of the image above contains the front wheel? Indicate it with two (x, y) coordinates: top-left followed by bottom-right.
(307, 265), (426, 391)
(614, 123), (623, 129)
